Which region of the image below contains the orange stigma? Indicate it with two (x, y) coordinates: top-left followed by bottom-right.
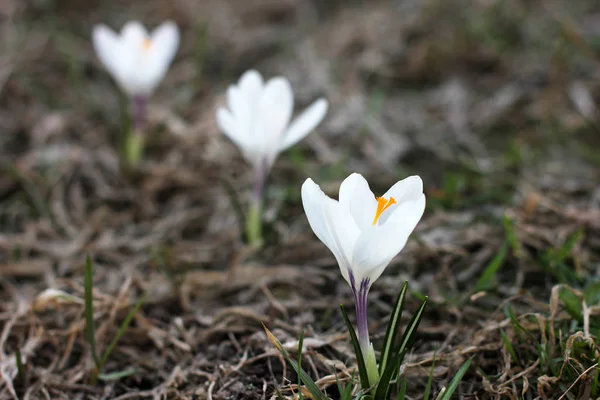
(142, 38), (152, 50)
(372, 196), (396, 225)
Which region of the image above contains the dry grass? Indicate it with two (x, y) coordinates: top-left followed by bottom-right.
(1, 0), (600, 398)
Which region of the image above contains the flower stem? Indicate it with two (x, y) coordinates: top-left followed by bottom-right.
(245, 163), (267, 248)
(132, 95), (147, 132)
(125, 130), (144, 169)
(123, 95), (147, 170)
(246, 194), (262, 248)
(352, 274), (379, 385)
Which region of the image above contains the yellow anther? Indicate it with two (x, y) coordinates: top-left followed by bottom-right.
(142, 38), (152, 50)
(372, 196), (396, 225)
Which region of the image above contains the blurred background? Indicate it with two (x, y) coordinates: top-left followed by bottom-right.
(1, 0), (599, 398)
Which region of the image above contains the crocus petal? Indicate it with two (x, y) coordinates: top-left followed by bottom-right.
(352, 193), (425, 284)
(227, 86), (252, 131)
(378, 176), (424, 225)
(338, 173), (377, 230)
(280, 98), (328, 152)
(120, 20), (148, 45)
(238, 70), (264, 103)
(301, 178), (361, 285)
(92, 25), (122, 79)
(122, 21), (177, 95)
(352, 223), (412, 285)
(382, 175), (423, 204)
(147, 21), (179, 72)
(216, 108), (247, 151)
(384, 193), (426, 229)
(255, 77), (294, 165)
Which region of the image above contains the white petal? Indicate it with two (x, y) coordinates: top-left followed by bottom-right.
(352, 189), (425, 285)
(338, 173), (377, 230)
(216, 108), (246, 150)
(148, 20), (179, 69)
(352, 223), (413, 285)
(92, 25), (122, 79)
(255, 77), (294, 165)
(280, 98), (328, 152)
(238, 70), (264, 102)
(301, 178), (361, 285)
(116, 21), (175, 95)
(114, 21), (156, 95)
(383, 175), (423, 204)
(120, 21), (148, 45)
(385, 193), (426, 229)
(218, 107), (261, 168)
(227, 86), (251, 131)
(130, 21), (179, 94)
(377, 175), (424, 225)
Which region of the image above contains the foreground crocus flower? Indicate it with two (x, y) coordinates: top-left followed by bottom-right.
(93, 21), (179, 168)
(216, 70), (328, 246)
(301, 173), (425, 382)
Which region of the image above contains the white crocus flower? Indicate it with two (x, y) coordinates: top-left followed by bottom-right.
(301, 173), (425, 381)
(92, 20), (179, 98)
(92, 20), (179, 168)
(216, 69), (328, 247)
(216, 69), (328, 173)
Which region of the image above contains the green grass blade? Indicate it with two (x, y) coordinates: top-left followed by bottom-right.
(474, 243), (507, 292)
(98, 368), (137, 381)
(436, 357), (472, 400)
(15, 347), (25, 385)
(263, 325), (328, 400)
(397, 376), (407, 400)
(374, 297), (428, 400)
(335, 371), (354, 400)
(592, 356), (599, 398)
(84, 256), (99, 366)
(502, 215), (521, 255)
(423, 350), (437, 400)
(555, 229), (583, 263)
(298, 331), (305, 400)
(379, 281), (408, 375)
(335, 372), (344, 399)
(342, 376), (354, 400)
(558, 286), (583, 322)
(499, 329), (519, 366)
(504, 306), (536, 342)
(98, 293), (145, 370)
(274, 387), (284, 400)
(395, 297), (428, 366)
(340, 304), (371, 391)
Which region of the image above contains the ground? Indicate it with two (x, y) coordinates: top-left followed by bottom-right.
(1, 0), (600, 399)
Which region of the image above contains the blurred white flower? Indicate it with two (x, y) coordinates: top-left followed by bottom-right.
(216, 69), (328, 171)
(92, 20), (179, 97)
(301, 173), (425, 290)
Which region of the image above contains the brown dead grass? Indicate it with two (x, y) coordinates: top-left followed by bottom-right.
(1, 0), (600, 399)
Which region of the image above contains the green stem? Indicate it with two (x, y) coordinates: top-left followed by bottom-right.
(245, 195), (263, 248)
(120, 95), (148, 171)
(124, 129), (145, 169)
(364, 343), (380, 388)
(245, 163), (268, 248)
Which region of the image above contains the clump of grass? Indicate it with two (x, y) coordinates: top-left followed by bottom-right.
(264, 282), (472, 399)
(84, 256), (144, 384)
(497, 284), (599, 397)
